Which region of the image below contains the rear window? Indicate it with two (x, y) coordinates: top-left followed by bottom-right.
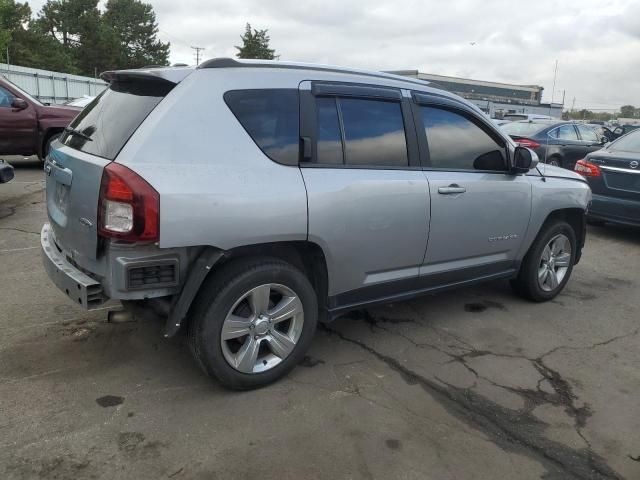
(608, 129), (640, 153)
(501, 121), (547, 136)
(503, 114), (527, 121)
(61, 80), (173, 160)
(224, 89), (299, 165)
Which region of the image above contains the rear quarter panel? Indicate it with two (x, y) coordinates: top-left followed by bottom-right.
(114, 69), (308, 250)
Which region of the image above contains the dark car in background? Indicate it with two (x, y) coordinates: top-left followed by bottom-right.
(0, 76), (80, 160)
(612, 124), (640, 139)
(575, 129), (640, 227)
(501, 120), (607, 169)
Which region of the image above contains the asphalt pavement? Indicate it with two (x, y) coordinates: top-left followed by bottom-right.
(1, 156), (639, 479)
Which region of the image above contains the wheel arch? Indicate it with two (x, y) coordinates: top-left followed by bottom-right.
(525, 208), (586, 266)
(164, 241), (329, 337)
(39, 127), (64, 160)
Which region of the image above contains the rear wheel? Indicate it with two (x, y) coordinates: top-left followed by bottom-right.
(188, 258), (318, 390)
(547, 156), (562, 168)
(511, 220), (576, 301)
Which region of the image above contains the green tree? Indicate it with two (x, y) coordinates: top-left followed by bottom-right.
(0, 0), (76, 71)
(620, 105), (637, 118)
(235, 23), (276, 60)
(103, 0), (169, 70)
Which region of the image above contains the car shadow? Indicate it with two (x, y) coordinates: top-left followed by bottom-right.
(3, 156), (42, 169)
(588, 223), (640, 245)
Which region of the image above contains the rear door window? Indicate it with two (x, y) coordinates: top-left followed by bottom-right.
(224, 89), (299, 165)
(61, 80), (173, 160)
(551, 125), (579, 141)
(421, 106), (506, 171)
(314, 96), (408, 167)
(576, 124), (599, 143)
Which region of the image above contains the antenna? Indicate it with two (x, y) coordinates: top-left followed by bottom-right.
(191, 46), (205, 66)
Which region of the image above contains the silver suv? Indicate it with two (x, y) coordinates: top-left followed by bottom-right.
(41, 59), (591, 389)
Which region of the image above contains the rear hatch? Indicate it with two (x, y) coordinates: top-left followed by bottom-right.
(45, 73), (178, 261)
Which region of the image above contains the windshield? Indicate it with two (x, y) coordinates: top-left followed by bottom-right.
(608, 129), (640, 153)
(501, 122), (547, 136)
(1, 76), (43, 106)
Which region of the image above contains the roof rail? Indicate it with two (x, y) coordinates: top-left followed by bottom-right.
(197, 57), (431, 88)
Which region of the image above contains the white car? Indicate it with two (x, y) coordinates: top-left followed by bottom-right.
(64, 96), (96, 108)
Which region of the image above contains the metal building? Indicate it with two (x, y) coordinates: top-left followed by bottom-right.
(0, 63), (107, 105)
(389, 69), (563, 119)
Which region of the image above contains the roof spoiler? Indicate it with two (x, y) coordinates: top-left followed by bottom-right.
(100, 67), (193, 85)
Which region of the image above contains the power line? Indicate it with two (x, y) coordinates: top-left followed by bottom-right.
(191, 46), (205, 66)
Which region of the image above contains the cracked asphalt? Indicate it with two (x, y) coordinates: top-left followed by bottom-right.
(2, 157), (640, 479)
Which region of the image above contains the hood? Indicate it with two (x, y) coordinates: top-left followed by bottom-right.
(36, 104), (81, 127)
(537, 164), (586, 182)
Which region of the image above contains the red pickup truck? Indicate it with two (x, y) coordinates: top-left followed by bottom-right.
(0, 76), (80, 160)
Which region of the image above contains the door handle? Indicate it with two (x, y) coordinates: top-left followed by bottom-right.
(438, 184), (466, 195)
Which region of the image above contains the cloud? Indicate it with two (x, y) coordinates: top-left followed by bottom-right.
(27, 0), (640, 108)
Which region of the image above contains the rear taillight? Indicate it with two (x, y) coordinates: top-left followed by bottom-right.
(574, 159), (601, 177)
(515, 138), (541, 149)
(98, 163), (159, 242)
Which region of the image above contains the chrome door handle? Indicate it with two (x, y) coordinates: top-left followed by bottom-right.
(438, 184), (466, 195)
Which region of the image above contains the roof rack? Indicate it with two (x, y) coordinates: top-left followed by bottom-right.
(197, 57), (431, 88)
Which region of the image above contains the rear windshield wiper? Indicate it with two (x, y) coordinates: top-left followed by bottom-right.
(64, 126), (93, 141)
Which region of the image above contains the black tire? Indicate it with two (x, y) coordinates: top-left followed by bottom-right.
(188, 257), (318, 390)
(547, 156), (562, 168)
(511, 220), (577, 302)
(587, 217), (605, 226)
(43, 133), (61, 160)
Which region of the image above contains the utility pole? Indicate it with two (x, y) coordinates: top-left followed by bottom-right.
(191, 46), (205, 66)
(571, 97), (576, 112)
(550, 59), (558, 104)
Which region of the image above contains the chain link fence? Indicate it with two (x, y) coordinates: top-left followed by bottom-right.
(0, 63), (107, 105)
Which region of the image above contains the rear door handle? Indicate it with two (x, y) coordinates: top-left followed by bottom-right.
(438, 184), (466, 195)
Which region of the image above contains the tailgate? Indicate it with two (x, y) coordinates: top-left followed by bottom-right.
(45, 74), (177, 261)
(45, 145), (109, 260)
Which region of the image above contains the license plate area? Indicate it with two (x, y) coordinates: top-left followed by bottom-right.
(604, 171), (640, 193)
(54, 182), (70, 215)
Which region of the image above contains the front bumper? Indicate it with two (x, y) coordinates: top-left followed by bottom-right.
(41, 223), (105, 309)
(589, 194), (640, 227)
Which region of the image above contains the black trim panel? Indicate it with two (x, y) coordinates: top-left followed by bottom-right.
(312, 82), (402, 100)
(328, 261), (516, 315)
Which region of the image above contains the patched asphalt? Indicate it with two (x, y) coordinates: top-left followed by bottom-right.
(1, 157), (639, 479)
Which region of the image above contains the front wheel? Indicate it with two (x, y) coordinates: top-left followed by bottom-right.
(188, 258), (318, 390)
(511, 221), (576, 302)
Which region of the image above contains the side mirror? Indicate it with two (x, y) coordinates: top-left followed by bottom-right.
(600, 136), (608, 145)
(512, 146), (539, 173)
(11, 98), (28, 110)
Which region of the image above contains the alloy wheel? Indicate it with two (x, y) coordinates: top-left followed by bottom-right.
(538, 234), (572, 292)
(220, 283), (304, 374)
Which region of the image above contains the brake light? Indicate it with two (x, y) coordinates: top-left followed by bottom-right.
(514, 138), (541, 149)
(98, 163), (159, 242)
(574, 159), (601, 177)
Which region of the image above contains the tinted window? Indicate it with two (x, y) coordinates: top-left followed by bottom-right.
(422, 107), (506, 171)
(0, 87), (14, 107)
(61, 81), (172, 160)
(225, 89), (299, 165)
(576, 124), (599, 142)
(609, 129), (640, 153)
(339, 98), (408, 167)
(550, 125), (578, 141)
(316, 97), (343, 164)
